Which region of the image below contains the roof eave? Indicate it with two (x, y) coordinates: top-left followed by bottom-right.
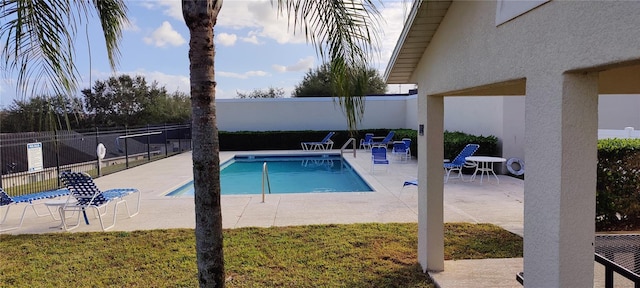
(383, 0), (423, 83)
(384, 0), (452, 85)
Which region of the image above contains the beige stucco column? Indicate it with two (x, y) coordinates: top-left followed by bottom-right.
(524, 72), (598, 287)
(417, 92), (445, 272)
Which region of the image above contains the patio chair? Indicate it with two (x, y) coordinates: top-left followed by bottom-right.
(402, 180), (418, 187)
(58, 171), (140, 231)
(371, 131), (395, 148)
(359, 133), (374, 150)
(402, 138), (412, 158)
(392, 141), (410, 162)
(371, 146), (390, 173)
(443, 144), (480, 183)
(301, 131), (335, 150)
(398, 179), (418, 194)
(0, 188), (70, 232)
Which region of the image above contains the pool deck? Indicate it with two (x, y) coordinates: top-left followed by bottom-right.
(0, 150), (625, 287)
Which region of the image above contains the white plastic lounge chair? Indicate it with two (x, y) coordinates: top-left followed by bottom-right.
(371, 131), (395, 148)
(58, 171), (140, 231)
(371, 146), (390, 172)
(0, 188), (70, 232)
(301, 131), (335, 150)
(443, 144), (480, 183)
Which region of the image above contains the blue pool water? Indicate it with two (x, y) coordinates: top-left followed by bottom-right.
(166, 154), (372, 196)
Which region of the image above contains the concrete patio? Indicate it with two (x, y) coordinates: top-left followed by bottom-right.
(0, 150), (628, 287)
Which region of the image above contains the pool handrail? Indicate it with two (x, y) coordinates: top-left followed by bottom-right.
(262, 162), (271, 203)
(340, 137), (357, 158)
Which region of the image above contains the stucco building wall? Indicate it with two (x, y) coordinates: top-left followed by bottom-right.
(397, 1), (640, 286)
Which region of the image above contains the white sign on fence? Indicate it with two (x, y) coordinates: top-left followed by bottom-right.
(27, 142), (43, 173)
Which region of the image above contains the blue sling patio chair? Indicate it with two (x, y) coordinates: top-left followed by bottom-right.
(0, 188), (70, 232)
(443, 144), (480, 183)
(392, 141), (410, 162)
(359, 133), (374, 150)
(58, 171), (140, 231)
(403, 180), (418, 187)
(301, 131), (336, 150)
(400, 179), (418, 194)
(371, 146), (390, 173)
(402, 138), (412, 158)
(371, 131), (395, 148)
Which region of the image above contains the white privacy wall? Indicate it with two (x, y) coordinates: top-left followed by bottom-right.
(215, 96), (418, 132)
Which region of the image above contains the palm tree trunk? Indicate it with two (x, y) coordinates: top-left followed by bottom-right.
(182, 1), (225, 287)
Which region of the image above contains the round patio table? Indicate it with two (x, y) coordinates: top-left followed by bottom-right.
(465, 156), (506, 184)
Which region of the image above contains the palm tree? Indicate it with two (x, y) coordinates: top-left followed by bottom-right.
(2, 1), (380, 286)
(182, 0), (381, 287)
(0, 0), (127, 131)
(0, 0), (127, 99)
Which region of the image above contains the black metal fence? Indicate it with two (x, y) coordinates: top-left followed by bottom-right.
(1, 124), (192, 197)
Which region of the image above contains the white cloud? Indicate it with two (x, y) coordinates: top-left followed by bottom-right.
(241, 35), (261, 45)
(141, 0), (183, 21)
(139, 0), (409, 52)
(218, 70), (269, 79)
(273, 56), (315, 73)
(217, 1), (307, 45)
(143, 21), (186, 47)
(216, 33), (237, 46)
(141, 70), (190, 94)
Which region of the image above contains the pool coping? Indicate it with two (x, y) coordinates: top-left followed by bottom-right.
(164, 151), (375, 197)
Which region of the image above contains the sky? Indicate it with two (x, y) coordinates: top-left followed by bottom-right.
(0, 0), (415, 107)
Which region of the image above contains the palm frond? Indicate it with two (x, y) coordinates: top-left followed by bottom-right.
(0, 0), (127, 99)
(275, 0), (381, 132)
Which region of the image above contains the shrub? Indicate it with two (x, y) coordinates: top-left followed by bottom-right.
(596, 138), (640, 231)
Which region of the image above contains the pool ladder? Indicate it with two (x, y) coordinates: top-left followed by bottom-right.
(340, 137), (357, 158)
(262, 162), (272, 203)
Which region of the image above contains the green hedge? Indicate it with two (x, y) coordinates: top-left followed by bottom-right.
(443, 131), (498, 160)
(597, 138), (640, 231)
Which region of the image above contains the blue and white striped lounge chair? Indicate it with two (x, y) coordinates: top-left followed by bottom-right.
(59, 171), (140, 231)
(0, 188), (70, 232)
(443, 144), (480, 183)
(301, 131), (335, 150)
(371, 146), (390, 173)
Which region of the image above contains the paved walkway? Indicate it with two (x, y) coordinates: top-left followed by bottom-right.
(1, 150), (626, 287)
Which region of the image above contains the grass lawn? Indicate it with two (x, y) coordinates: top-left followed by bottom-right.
(0, 222), (522, 287)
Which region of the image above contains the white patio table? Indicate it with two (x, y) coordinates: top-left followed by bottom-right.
(465, 156), (506, 184)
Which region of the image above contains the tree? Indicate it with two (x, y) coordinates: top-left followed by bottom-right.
(1, 95), (85, 132)
(293, 63), (387, 97)
(236, 87), (285, 99)
(82, 74), (180, 127)
(182, 0), (380, 287)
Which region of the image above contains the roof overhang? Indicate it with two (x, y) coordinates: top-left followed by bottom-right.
(384, 0), (452, 84)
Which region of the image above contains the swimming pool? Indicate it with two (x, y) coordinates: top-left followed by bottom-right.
(166, 154), (373, 196)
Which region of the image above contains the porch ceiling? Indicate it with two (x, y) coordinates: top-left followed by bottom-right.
(384, 0), (452, 84)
